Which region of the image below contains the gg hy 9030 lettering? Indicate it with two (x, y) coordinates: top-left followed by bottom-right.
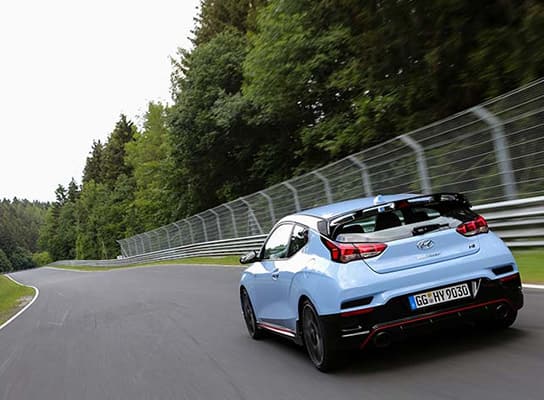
(239, 193), (523, 371)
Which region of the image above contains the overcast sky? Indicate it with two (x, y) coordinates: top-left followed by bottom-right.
(0, 0), (200, 202)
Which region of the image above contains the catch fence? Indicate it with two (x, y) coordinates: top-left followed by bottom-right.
(118, 78), (544, 257)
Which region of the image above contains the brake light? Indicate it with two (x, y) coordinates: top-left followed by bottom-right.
(321, 238), (387, 263)
(456, 215), (489, 236)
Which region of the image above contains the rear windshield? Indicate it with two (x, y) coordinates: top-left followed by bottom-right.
(334, 201), (477, 243)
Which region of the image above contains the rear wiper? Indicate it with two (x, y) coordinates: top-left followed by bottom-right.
(412, 223), (449, 236)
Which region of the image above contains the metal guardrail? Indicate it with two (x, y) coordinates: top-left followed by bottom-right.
(49, 196), (543, 268)
(474, 196), (544, 247)
(117, 78), (544, 258)
(48, 235), (268, 267)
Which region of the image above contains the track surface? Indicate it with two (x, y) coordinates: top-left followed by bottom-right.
(1, 265), (543, 400)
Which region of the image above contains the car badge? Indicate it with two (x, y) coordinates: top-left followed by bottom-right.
(472, 279), (481, 298)
(416, 239), (434, 250)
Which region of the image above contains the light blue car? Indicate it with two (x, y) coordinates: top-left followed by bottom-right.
(239, 193), (523, 371)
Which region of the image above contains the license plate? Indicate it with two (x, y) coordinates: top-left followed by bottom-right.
(409, 283), (471, 310)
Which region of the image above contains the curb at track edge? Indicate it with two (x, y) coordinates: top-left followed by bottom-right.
(523, 283), (544, 290)
(0, 275), (40, 332)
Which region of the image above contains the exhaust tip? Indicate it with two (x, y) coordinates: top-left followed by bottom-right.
(495, 304), (511, 321)
(373, 331), (392, 348)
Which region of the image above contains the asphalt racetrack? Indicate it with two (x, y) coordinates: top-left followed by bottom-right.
(1, 265), (543, 400)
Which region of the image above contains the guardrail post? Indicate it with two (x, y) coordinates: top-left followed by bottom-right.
(135, 235), (142, 254)
(221, 203), (238, 238)
(143, 232), (152, 253)
(241, 198), (264, 235)
(136, 238), (142, 255)
(128, 239), (135, 256)
(471, 106), (518, 200)
(154, 231), (160, 251)
(312, 171), (333, 204)
(140, 234), (146, 254)
(173, 222), (183, 246)
(184, 219), (195, 244)
(209, 209), (222, 240)
(400, 134), (432, 194)
(347, 155), (373, 197)
(156, 230), (163, 250)
(258, 191), (276, 226)
(130, 237), (138, 256)
(150, 231), (157, 251)
(162, 227), (172, 249)
(117, 240), (128, 257)
(196, 215), (208, 242)
(123, 239), (131, 257)
(283, 182), (301, 212)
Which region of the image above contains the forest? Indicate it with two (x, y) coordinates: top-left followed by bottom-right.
(0, 199), (48, 272)
(2, 0), (543, 266)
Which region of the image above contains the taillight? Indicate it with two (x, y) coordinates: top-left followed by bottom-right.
(321, 238), (387, 263)
(456, 215), (489, 236)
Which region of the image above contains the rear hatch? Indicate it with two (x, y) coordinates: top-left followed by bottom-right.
(332, 194), (485, 274)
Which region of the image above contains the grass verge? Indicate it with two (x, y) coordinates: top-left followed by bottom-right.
(47, 251), (543, 284)
(513, 250), (544, 284)
(48, 255), (241, 272)
(0, 275), (35, 326)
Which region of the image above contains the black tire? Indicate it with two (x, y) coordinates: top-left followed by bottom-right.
(301, 300), (338, 372)
(240, 288), (264, 340)
(492, 308), (518, 329)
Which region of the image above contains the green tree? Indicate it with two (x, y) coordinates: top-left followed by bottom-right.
(67, 178), (80, 203)
(102, 115), (136, 187)
(9, 247), (34, 270)
(192, 0), (264, 45)
(244, 0), (544, 171)
(82, 140), (105, 184)
(75, 176), (134, 260)
(170, 29), (266, 215)
(75, 181), (109, 260)
(38, 181), (79, 261)
(32, 251), (53, 267)
(1, 198), (47, 270)
(243, 1), (403, 170)
(37, 0), (544, 261)
(125, 102), (174, 231)
(0, 249), (12, 273)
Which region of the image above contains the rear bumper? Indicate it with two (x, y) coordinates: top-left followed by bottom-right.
(321, 273), (523, 350)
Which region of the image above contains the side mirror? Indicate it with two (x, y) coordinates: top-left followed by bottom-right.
(240, 250), (260, 264)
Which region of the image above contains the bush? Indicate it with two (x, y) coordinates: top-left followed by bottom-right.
(0, 249), (12, 273)
(32, 251), (53, 267)
(9, 247), (35, 271)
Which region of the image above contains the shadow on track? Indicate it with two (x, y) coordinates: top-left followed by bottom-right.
(248, 325), (529, 375)
(338, 326), (528, 375)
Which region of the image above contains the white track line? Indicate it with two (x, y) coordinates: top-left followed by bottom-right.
(43, 266), (92, 273)
(0, 275), (40, 332)
(523, 283), (544, 290)
(44, 263), (240, 272)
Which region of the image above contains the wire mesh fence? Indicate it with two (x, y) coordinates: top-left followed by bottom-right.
(118, 78), (544, 257)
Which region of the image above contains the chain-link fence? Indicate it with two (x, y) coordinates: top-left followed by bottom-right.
(118, 78), (544, 257)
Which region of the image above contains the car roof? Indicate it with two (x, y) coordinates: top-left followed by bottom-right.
(298, 193), (419, 219)
(276, 193), (421, 228)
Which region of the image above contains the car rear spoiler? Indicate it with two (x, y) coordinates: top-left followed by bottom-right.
(324, 192), (471, 237)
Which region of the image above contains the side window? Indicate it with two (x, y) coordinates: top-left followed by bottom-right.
(262, 224), (293, 260)
(287, 225), (308, 257)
